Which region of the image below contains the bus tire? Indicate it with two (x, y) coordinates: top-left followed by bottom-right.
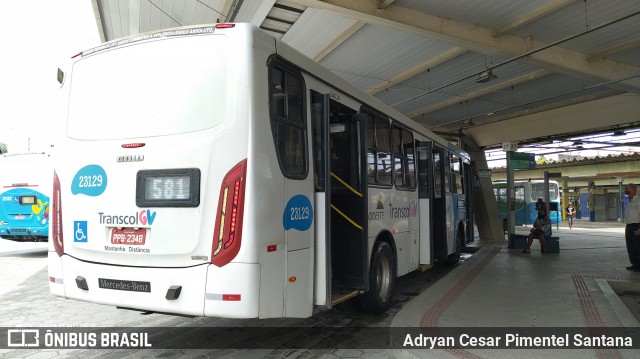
(359, 241), (396, 314)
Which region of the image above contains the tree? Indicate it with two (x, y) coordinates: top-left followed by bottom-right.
(536, 155), (548, 164)
(0, 142), (7, 154)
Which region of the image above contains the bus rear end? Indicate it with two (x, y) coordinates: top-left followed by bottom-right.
(49, 25), (269, 318)
(0, 154), (51, 241)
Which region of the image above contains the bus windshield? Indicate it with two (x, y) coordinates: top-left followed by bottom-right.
(67, 35), (228, 140)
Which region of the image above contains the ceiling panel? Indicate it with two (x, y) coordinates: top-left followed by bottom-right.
(319, 24), (459, 92)
(513, 0), (640, 53)
(396, 0), (552, 28)
(282, 9), (358, 58)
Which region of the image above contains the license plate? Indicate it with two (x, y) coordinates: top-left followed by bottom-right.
(111, 228), (146, 245)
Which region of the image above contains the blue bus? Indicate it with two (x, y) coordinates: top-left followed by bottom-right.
(0, 153), (51, 241)
(493, 180), (561, 226)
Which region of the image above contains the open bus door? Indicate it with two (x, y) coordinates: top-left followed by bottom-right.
(415, 140), (433, 266)
(431, 145), (451, 262)
(463, 162), (474, 244)
(311, 91), (368, 308)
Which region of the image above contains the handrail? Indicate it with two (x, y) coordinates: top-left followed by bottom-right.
(330, 172), (363, 198)
(330, 204), (363, 231)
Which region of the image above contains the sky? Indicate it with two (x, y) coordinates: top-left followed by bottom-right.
(0, 0), (99, 153)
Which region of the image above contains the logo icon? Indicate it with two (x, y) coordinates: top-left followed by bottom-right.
(138, 210), (156, 226)
(7, 329), (39, 347)
(74, 221), (88, 242)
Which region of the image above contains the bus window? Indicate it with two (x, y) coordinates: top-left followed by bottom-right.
(269, 62), (307, 179)
(416, 141), (430, 198)
(451, 154), (462, 194)
(498, 187), (507, 203)
(366, 113), (391, 186)
(515, 186), (525, 203)
(311, 91), (326, 191)
(329, 102), (358, 187)
(443, 151), (451, 194)
(392, 124), (416, 190)
(433, 151), (442, 198)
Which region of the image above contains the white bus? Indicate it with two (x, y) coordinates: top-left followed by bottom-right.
(49, 23), (473, 318)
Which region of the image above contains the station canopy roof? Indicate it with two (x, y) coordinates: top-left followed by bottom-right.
(91, 0), (640, 153)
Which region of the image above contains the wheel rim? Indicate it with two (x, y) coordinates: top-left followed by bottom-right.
(376, 252), (391, 300)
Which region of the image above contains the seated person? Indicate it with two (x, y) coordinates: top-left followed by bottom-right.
(523, 200), (549, 254)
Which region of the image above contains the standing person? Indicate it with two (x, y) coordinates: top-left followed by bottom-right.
(624, 184), (640, 271)
(566, 201), (576, 229)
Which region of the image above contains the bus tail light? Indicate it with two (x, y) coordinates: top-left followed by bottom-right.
(52, 171), (64, 257)
(211, 159), (247, 267)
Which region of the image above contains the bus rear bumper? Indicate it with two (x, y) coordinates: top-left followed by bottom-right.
(48, 251), (66, 297)
(0, 224), (48, 240)
(53, 255), (260, 318)
(204, 263), (260, 318)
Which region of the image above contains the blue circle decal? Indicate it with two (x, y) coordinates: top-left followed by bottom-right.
(283, 195), (313, 231)
(71, 164), (108, 197)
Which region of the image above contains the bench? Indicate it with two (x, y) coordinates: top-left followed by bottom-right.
(509, 233), (559, 253)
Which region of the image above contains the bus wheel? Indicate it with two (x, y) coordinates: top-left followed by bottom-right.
(446, 224), (465, 265)
(359, 241), (396, 314)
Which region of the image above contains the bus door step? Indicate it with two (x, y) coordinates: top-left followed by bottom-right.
(331, 289), (361, 306)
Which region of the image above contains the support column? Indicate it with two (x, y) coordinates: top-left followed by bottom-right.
(588, 181), (596, 222)
(462, 136), (503, 241)
(562, 179), (569, 222)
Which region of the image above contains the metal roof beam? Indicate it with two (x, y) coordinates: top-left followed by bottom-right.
(313, 21), (365, 62)
(222, 0), (237, 22)
(367, 47), (467, 95)
(250, 0), (277, 26)
(463, 94), (640, 148)
(91, 0), (107, 43)
(378, 0), (395, 9)
(493, 0), (578, 37)
(408, 69), (551, 118)
(587, 37), (640, 62)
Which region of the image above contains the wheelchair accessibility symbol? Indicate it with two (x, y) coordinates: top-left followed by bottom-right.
(74, 221), (88, 242)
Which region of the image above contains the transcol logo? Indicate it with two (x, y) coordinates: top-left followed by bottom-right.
(410, 200), (418, 217)
(389, 201), (418, 219)
(98, 210), (157, 226)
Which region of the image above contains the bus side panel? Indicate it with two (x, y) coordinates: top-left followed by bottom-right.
(314, 193), (327, 306)
(285, 247), (314, 317)
(367, 188), (390, 244)
(395, 231), (411, 276)
(446, 193), (455, 255)
(48, 250), (65, 297)
(283, 177), (314, 317)
(454, 193), (465, 238)
(410, 231), (418, 269)
(204, 263), (260, 318)
(388, 188), (419, 276)
(418, 198), (432, 264)
(245, 34), (291, 318)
